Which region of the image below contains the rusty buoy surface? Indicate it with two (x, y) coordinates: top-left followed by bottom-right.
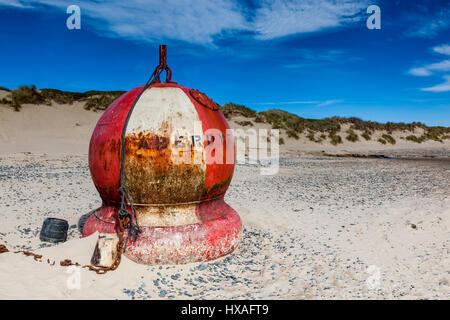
(83, 47), (242, 264)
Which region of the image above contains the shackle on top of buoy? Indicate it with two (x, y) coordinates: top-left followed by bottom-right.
(152, 44), (173, 84)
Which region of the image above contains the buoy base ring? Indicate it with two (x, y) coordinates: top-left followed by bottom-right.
(82, 198), (242, 265)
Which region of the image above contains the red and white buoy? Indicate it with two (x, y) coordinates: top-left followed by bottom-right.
(83, 45), (242, 265)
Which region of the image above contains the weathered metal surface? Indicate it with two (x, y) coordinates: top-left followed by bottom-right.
(89, 83), (234, 206)
(189, 89), (220, 110)
(83, 198), (242, 264)
(185, 88), (235, 200)
(91, 233), (120, 268)
(135, 204), (200, 227)
(83, 206), (118, 236)
(85, 81), (240, 264)
(123, 131), (205, 204)
(89, 86), (144, 205)
(124, 86), (206, 204)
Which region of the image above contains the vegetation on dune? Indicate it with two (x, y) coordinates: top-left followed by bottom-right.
(221, 103), (257, 119)
(0, 97), (12, 106)
(329, 133), (343, 145)
(381, 134), (396, 145)
(361, 130), (372, 141)
(11, 85), (49, 111)
(40, 88), (86, 104)
(0, 85), (126, 112)
(83, 94), (121, 112)
(346, 117), (421, 133)
(306, 131), (316, 142)
(286, 130), (299, 140)
(1, 86), (449, 145)
(235, 120), (253, 127)
(405, 128), (450, 144)
(221, 102), (450, 144)
(405, 135), (422, 143)
(345, 129), (359, 142)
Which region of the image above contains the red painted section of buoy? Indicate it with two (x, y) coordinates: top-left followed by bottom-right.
(185, 88), (235, 200)
(83, 198), (242, 264)
(88, 86), (144, 205)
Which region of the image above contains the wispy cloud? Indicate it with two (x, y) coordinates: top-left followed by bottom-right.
(433, 44), (450, 56)
(409, 60), (450, 76)
(0, 0), (32, 8)
(2, 0), (247, 44)
(249, 100), (341, 107)
(250, 101), (320, 105)
(421, 75), (450, 92)
(284, 49), (344, 68)
(316, 99), (342, 107)
(0, 0), (371, 44)
(252, 0), (370, 40)
(404, 6), (450, 38)
(409, 43), (450, 92)
(284, 49), (363, 68)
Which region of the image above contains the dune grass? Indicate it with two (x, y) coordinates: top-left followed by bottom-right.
(1, 85), (126, 112)
(2, 85), (449, 145)
(345, 129), (359, 142)
(221, 102), (450, 144)
(235, 120), (253, 127)
(381, 134), (396, 145)
(361, 131), (372, 141)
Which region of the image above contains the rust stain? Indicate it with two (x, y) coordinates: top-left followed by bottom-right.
(123, 127), (205, 204)
(137, 134), (169, 151)
(189, 89), (219, 110)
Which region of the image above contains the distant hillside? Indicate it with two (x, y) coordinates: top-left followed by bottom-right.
(222, 103), (450, 146)
(1, 85), (449, 147)
(0, 85), (125, 112)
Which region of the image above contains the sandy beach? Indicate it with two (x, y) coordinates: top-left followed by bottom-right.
(0, 151), (448, 299)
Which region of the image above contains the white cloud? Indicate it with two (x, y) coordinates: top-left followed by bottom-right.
(249, 100), (341, 107)
(433, 44), (450, 56)
(4, 0), (248, 44)
(421, 75), (450, 92)
(253, 0), (370, 40)
(250, 101), (320, 105)
(409, 67), (431, 77)
(316, 99), (342, 107)
(0, 0), (31, 8)
(405, 8), (450, 38)
(409, 44), (450, 93)
(0, 0), (372, 44)
(409, 60), (450, 77)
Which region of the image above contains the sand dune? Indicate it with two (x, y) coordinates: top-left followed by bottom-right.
(1, 89), (449, 156)
(0, 102), (100, 155)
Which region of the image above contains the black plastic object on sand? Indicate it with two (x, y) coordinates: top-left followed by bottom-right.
(39, 218), (69, 243)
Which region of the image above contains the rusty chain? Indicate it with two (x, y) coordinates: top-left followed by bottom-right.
(84, 216), (127, 274)
(0, 216), (128, 274)
(0, 244), (9, 254)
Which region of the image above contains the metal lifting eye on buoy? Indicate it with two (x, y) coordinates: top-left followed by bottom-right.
(152, 45), (173, 84)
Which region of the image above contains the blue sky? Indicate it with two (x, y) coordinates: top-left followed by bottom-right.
(0, 0), (449, 125)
